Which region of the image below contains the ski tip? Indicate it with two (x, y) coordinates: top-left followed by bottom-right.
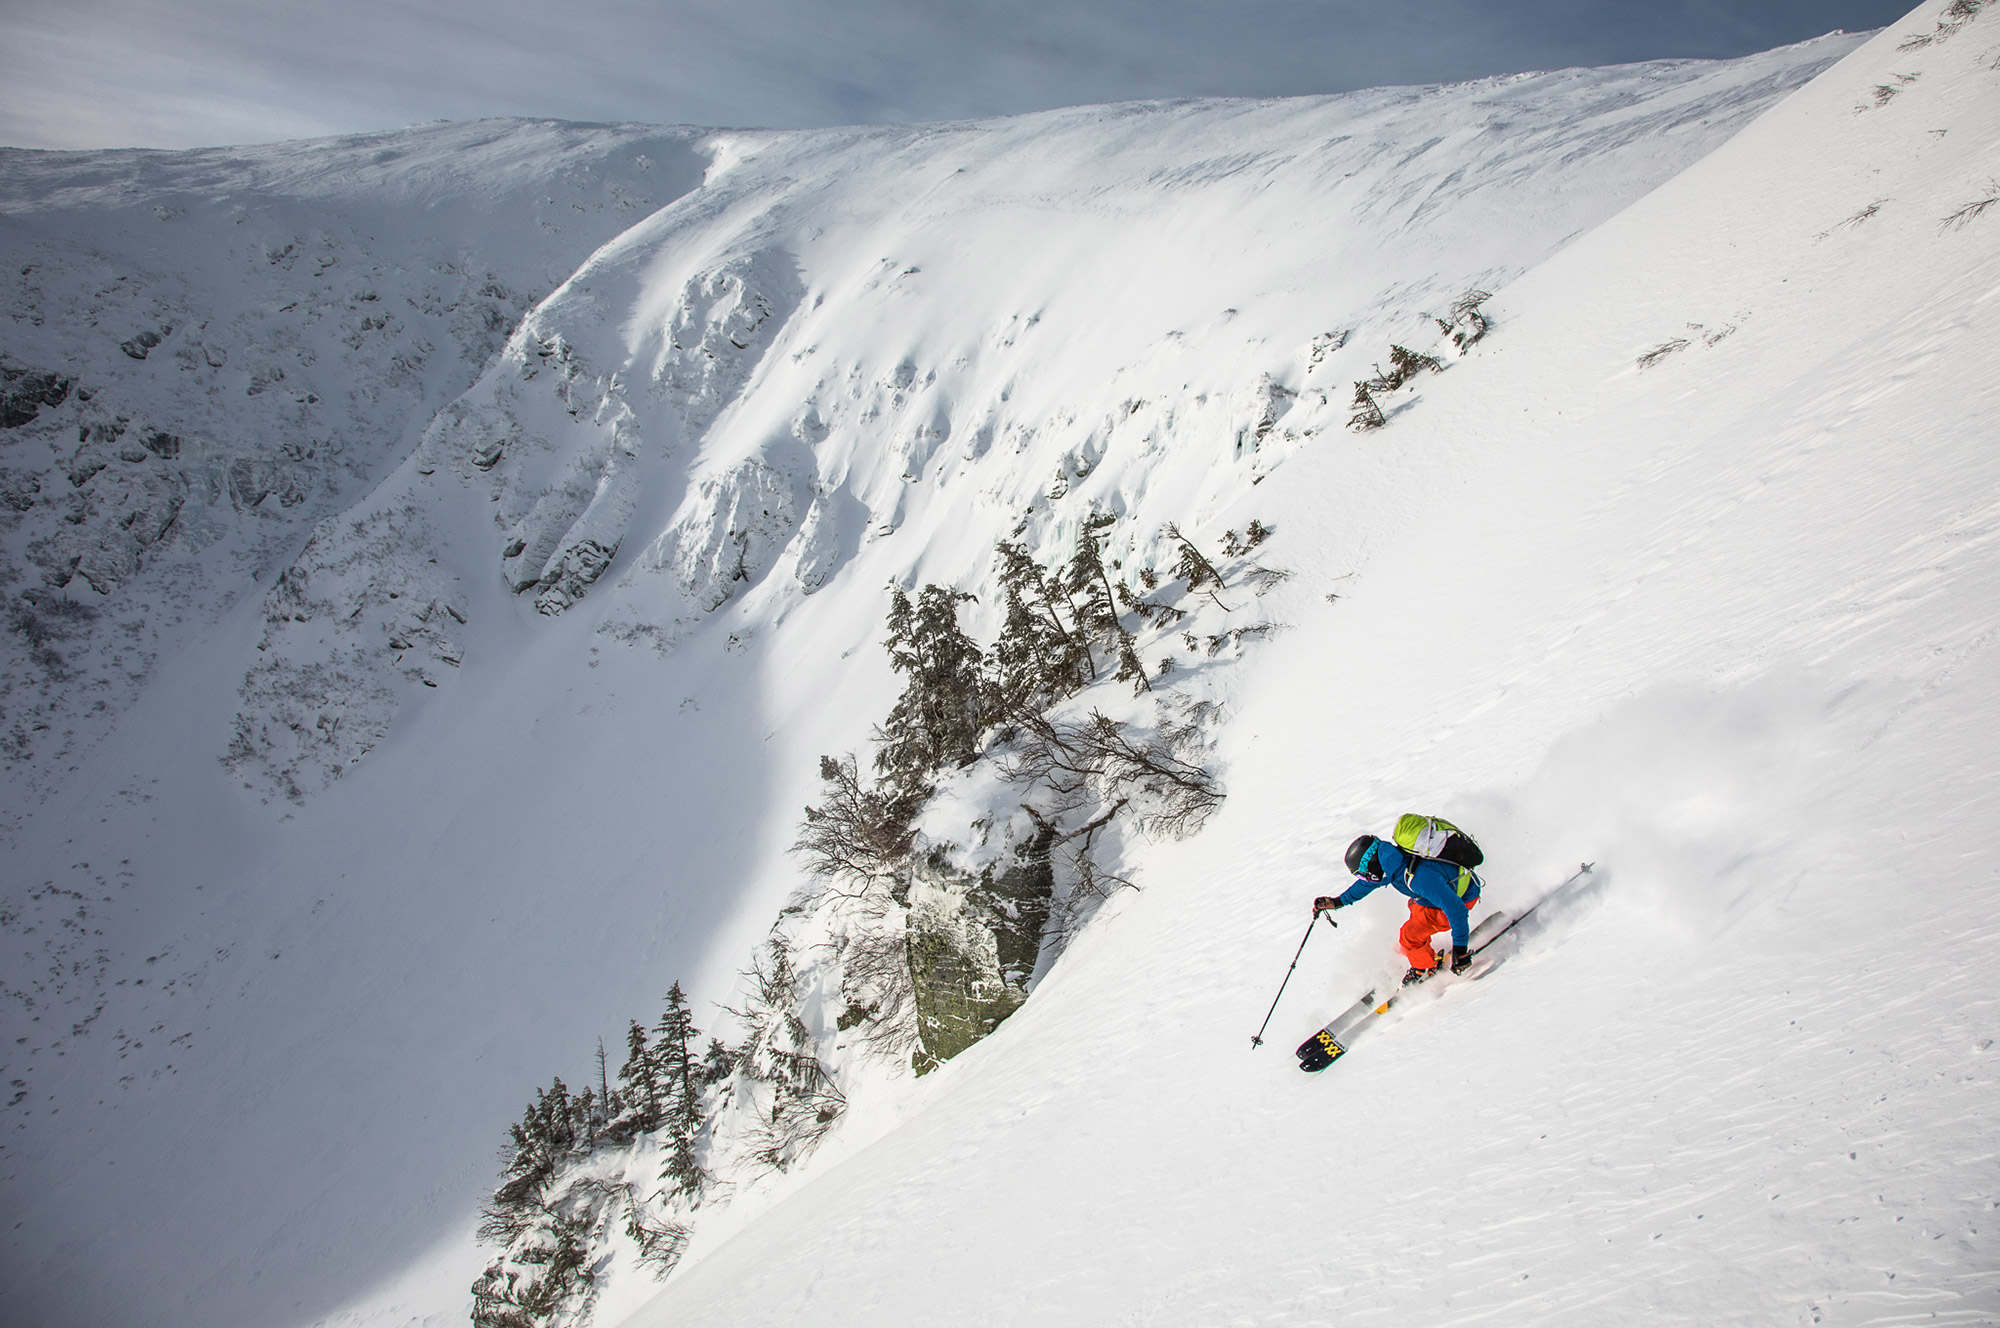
(1296, 1029), (1348, 1072)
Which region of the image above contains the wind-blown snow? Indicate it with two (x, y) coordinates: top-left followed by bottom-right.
(8, 12), (1995, 1328)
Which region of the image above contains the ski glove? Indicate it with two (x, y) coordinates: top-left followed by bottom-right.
(1449, 945), (1472, 974)
(1313, 896), (1344, 915)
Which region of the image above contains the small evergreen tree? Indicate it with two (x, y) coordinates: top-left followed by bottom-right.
(538, 1077), (585, 1157)
(654, 982), (709, 1203)
(1165, 523), (1232, 611)
(593, 1036), (616, 1126)
(1113, 577), (1185, 630)
(1348, 379), (1386, 431)
(874, 584), (987, 799)
(1433, 290), (1491, 350)
(1064, 514), (1149, 693)
(991, 539), (1091, 713)
(480, 1076), (588, 1248)
(617, 1020), (663, 1134)
(700, 1037), (734, 1086)
(731, 935), (844, 1173)
(1062, 513), (1117, 641)
(1113, 635), (1150, 693)
(1219, 520), (1271, 558)
(1387, 344), (1443, 381)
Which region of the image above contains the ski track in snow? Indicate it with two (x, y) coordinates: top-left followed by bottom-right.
(7, 7), (2000, 1328)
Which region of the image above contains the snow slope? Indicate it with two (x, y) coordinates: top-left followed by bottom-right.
(626, 9), (2000, 1327)
(5, 16), (1981, 1328)
(0, 119), (709, 815)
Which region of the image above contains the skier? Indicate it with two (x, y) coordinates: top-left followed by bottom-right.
(1314, 833), (1481, 984)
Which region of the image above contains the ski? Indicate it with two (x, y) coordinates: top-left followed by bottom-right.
(1292, 907), (1510, 1072)
(1294, 862), (1594, 1072)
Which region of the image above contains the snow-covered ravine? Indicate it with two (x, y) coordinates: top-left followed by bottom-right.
(5, 7), (1995, 1327)
(0, 121), (712, 821)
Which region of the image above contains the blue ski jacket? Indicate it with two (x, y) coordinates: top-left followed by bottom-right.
(1335, 842), (1482, 947)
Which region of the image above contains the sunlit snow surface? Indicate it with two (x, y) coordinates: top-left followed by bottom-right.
(5, 9), (1996, 1328)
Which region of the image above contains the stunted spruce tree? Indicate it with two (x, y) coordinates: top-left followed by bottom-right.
(653, 982), (709, 1203)
(1064, 512), (1149, 693)
(991, 539), (1092, 714)
(615, 1021), (663, 1136)
(731, 934), (844, 1173)
(875, 584), (987, 800)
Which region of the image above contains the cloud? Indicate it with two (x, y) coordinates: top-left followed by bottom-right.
(0, 0), (1918, 150)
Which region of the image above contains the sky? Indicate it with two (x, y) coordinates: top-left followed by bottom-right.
(0, 0), (1923, 151)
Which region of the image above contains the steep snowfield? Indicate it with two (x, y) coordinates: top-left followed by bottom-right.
(6, 13), (1988, 1328)
(632, 10), (2000, 1327)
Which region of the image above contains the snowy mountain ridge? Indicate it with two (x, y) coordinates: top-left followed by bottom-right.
(6, 8), (2000, 1328)
(231, 42), (1862, 803)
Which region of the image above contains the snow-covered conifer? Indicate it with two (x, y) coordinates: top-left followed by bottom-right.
(1165, 523), (1233, 610)
(991, 539), (1091, 710)
(653, 982), (709, 1202)
(616, 1020), (663, 1134)
(700, 1037), (734, 1086)
(730, 935), (844, 1173)
(1065, 514), (1149, 692)
(1387, 344), (1443, 382)
(874, 584), (987, 797)
(1348, 379), (1387, 430)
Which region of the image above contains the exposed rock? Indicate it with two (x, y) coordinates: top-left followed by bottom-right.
(118, 326), (171, 360)
(0, 467), (41, 512)
(67, 422), (123, 488)
(648, 453), (807, 611)
(0, 367), (75, 427)
(791, 492), (850, 594)
(653, 251), (803, 435)
(5, 588), (98, 681)
(535, 539), (618, 615)
(906, 878), (1023, 1073)
(1239, 371), (1298, 452)
(226, 456), (309, 510)
(904, 832), (1053, 1072)
(230, 504), (466, 797)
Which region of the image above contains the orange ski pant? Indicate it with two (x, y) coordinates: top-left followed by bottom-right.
(1400, 898), (1475, 970)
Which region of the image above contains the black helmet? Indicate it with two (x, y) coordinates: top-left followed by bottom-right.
(1344, 834), (1383, 880)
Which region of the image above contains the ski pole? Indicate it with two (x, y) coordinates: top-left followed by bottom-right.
(1251, 913), (1332, 1048)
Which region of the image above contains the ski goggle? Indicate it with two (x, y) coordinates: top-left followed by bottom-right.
(1358, 841), (1383, 880)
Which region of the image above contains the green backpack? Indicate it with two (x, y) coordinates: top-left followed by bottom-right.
(1391, 813), (1484, 897)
